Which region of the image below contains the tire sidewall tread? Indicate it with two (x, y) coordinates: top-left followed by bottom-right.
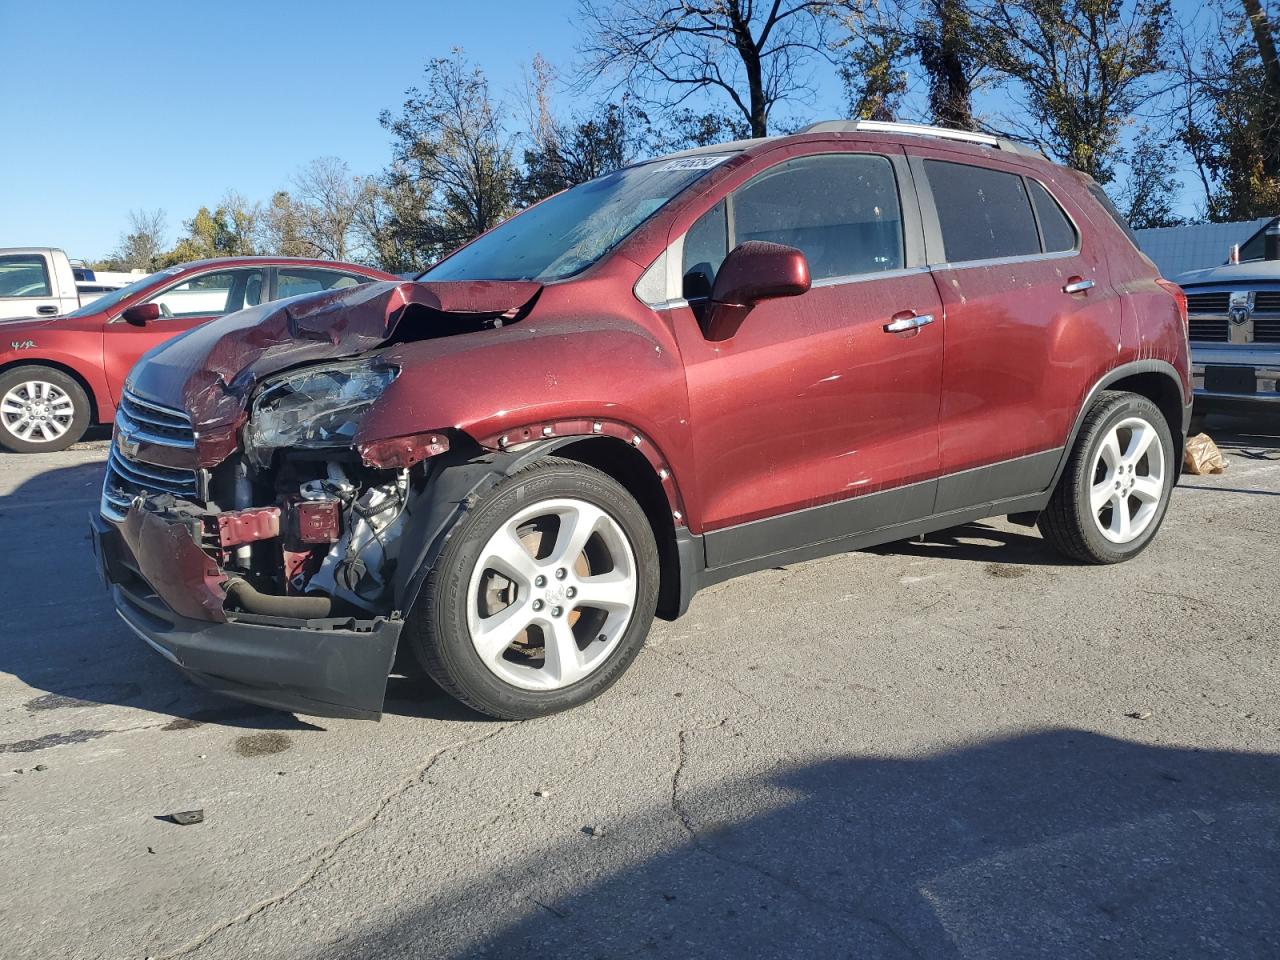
(1038, 390), (1175, 564)
(407, 456), (659, 719)
(0, 365), (91, 453)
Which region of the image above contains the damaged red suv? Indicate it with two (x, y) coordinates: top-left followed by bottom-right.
(91, 121), (1192, 721)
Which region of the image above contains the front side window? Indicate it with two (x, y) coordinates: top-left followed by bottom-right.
(733, 154), (904, 281)
(425, 155), (731, 282)
(926, 160), (1041, 262)
(680, 153), (905, 296)
(274, 268), (368, 301)
(0, 254), (52, 298)
(146, 269), (265, 319)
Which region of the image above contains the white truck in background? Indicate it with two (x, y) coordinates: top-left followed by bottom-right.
(0, 248), (146, 320)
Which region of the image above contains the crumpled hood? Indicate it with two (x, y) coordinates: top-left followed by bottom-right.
(127, 278), (542, 466)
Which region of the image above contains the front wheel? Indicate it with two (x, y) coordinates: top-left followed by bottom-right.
(405, 457), (660, 719)
(0, 366), (91, 453)
(1038, 390), (1175, 563)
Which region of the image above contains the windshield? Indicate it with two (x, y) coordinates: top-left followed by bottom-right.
(423, 155), (733, 282)
(63, 270), (169, 317)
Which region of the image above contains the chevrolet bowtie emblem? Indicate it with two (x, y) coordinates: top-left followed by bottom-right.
(117, 427), (141, 460)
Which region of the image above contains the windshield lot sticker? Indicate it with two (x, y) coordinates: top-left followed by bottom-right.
(656, 155), (730, 171)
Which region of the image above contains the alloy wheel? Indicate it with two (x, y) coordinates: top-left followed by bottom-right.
(0, 380), (76, 444)
(1090, 416), (1166, 544)
(466, 497), (638, 691)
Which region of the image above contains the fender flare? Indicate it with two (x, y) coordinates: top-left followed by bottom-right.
(1048, 358), (1191, 492)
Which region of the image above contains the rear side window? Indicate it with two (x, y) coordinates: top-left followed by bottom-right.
(0, 254), (52, 298)
(925, 160), (1040, 262)
(1027, 180), (1077, 252)
(274, 268), (369, 301)
(732, 154), (904, 281)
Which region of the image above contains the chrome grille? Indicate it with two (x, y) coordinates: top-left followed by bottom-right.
(101, 391), (200, 521)
(115, 391), (196, 448)
(1188, 317), (1228, 342)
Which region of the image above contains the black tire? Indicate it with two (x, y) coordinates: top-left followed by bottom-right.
(0, 365), (91, 453)
(404, 456), (660, 719)
(1038, 390), (1175, 564)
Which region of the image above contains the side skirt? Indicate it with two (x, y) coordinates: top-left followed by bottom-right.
(692, 448), (1062, 590)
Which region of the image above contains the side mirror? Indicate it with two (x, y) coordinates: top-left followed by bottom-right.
(121, 302), (161, 326)
(705, 241), (810, 341)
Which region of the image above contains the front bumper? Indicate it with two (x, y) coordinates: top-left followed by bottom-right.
(91, 512), (402, 720)
(1190, 344), (1280, 413)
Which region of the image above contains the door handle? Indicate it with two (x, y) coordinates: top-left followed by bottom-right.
(36, 305), (57, 315)
(883, 311), (935, 333)
(1062, 278), (1095, 294)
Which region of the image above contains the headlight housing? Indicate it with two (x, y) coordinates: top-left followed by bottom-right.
(247, 359), (398, 454)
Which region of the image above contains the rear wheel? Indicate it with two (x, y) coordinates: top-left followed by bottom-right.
(1038, 391), (1174, 563)
(405, 457), (659, 719)
(0, 366), (91, 453)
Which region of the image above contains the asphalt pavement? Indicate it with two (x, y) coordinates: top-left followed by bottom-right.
(1, 419), (1277, 960)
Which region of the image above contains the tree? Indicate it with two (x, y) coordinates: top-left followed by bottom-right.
(1175, 0), (1280, 219)
(379, 49), (517, 265)
(263, 157), (371, 261)
(1116, 131), (1186, 228)
(161, 193), (261, 266)
(107, 209), (167, 272)
(836, 4), (910, 121)
(915, 0), (980, 128)
(578, 0), (840, 138)
(974, 0), (1171, 184)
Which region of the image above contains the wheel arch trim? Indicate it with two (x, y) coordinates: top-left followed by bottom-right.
(1052, 359), (1190, 491)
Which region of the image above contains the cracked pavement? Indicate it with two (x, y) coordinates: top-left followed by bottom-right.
(2, 419), (1279, 960)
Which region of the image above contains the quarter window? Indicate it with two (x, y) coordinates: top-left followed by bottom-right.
(0, 254), (52, 298)
(925, 160), (1041, 262)
(1027, 180), (1077, 253)
(681, 200), (728, 299)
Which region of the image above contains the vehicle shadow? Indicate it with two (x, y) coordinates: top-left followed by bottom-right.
(0, 456), (474, 728)
(866, 520), (1066, 567)
(301, 728), (1280, 959)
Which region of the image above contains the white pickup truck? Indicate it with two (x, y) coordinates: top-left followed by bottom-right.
(0, 248), (144, 320)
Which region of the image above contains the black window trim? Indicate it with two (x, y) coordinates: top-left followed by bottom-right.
(659, 149), (927, 307)
(909, 155), (1082, 272)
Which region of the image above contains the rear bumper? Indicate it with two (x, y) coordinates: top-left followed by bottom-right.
(91, 512), (401, 720)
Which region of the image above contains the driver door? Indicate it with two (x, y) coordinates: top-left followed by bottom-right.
(103, 267), (266, 402)
(667, 150), (945, 568)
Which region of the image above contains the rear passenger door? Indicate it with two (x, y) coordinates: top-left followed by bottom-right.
(911, 150), (1123, 510)
(667, 149), (945, 565)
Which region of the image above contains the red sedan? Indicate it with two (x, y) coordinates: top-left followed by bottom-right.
(0, 257), (395, 452)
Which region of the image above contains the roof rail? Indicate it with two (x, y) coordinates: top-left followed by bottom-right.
(797, 119), (1041, 157)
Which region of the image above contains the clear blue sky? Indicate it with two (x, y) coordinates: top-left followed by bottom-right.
(1, 0), (1206, 260)
(0, 0), (600, 258)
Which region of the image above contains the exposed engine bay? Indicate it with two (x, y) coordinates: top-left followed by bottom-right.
(161, 450), (420, 621)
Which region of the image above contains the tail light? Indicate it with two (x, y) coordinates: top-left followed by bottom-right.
(1156, 278), (1188, 333)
